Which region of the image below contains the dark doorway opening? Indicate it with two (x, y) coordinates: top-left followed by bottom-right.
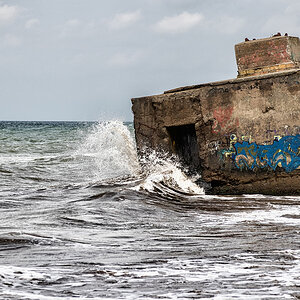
(167, 124), (201, 172)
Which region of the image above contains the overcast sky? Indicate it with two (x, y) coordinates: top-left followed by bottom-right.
(0, 0), (299, 121)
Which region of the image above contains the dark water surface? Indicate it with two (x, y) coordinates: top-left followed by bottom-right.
(0, 121), (299, 300)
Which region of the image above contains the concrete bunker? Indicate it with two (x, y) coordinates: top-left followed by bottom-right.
(166, 124), (201, 172)
(132, 35), (300, 195)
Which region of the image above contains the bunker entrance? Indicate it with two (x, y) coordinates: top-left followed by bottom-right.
(167, 124), (201, 172)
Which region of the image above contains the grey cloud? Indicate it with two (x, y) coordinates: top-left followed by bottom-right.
(0, 3), (19, 25)
(0, 0), (299, 121)
(154, 12), (203, 34)
(109, 10), (141, 30)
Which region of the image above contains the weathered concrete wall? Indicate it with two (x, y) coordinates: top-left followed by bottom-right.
(132, 70), (300, 195)
(235, 36), (300, 77)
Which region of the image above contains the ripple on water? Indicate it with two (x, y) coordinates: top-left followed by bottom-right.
(1, 121), (300, 299)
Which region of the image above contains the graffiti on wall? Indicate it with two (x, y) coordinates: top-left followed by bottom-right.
(232, 135), (300, 172)
(208, 140), (221, 154)
(212, 107), (239, 134)
(265, 126), (300, 143)
(220, 134), (237, 157)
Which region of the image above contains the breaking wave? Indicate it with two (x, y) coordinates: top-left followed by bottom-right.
(135, 150), (204, 195)
(77, 121), (141, 181)
(78, 121), (204, 195)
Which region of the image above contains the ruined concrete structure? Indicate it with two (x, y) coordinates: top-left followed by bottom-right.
(132, 35), (300, 195)
(236, 36), (300, 77)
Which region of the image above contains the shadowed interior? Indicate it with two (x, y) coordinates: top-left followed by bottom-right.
(167, 124), (201, 172)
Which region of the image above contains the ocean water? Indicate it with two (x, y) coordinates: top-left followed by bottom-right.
(0, 121), (300, 300)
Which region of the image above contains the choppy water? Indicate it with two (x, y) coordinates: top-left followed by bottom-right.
(0, 121), (300, 300)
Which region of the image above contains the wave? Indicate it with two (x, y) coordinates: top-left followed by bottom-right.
(134, 150), (204, 195)
(78, 121), (204, 196)
(76, 121), (141, 181)
(0, 120), (205, 196)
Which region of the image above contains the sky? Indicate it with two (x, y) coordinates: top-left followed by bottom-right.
(0, 0), (300, 121)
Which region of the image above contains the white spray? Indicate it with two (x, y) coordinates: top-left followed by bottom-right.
(77, 121), (141, 181)
(135, 149), (204, 195)
(79, 121), (204, 195)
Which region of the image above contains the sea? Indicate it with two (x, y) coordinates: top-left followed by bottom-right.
(0, 120), (299, 300)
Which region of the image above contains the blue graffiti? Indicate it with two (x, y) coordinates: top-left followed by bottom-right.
(233, 135), (300, 172)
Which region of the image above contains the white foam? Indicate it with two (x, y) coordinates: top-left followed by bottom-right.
(223, 205), (300, 226)
(2, 290), (100, 300)
(102, 257), (300, 299)
(133, 150), (204, 195)
(0, 265), (106, 300)
(0, 265), (48, 281)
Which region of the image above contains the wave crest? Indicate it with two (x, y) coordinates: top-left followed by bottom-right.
(79, 121), (204, 195)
